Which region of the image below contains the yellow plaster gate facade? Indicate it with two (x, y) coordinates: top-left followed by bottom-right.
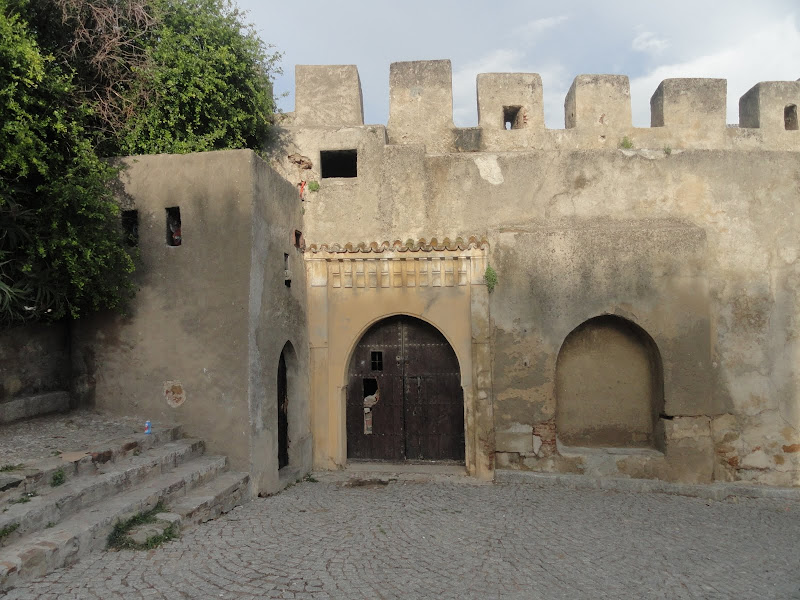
(305, 238), (493, 479)
(5, 60), (796, 496)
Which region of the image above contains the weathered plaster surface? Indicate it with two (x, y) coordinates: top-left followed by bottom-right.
(272, 61), (800, 486)
(70, 150), (308, 496)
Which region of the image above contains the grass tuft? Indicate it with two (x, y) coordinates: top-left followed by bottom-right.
(50, 468), (65, 487)
(107, 502), (178, 550)
(0, 523), (19, 539)
(0, 464), (24, 472)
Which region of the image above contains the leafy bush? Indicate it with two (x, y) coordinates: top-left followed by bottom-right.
(0, 8), (135, 325)
(118, 0), (281, 155)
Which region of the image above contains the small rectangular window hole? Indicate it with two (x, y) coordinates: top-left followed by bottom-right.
(121, 210), (139, 247)
(294, 230), (303, 248)
(284, 253), (291, 287)
(166, 206), (181, 246)
(363, 378), (378, 398)
(503, 105), (523, 130)
(785, 104), (798, 131)
(320, 149), (357, 178)
(370, 351), (383, 371)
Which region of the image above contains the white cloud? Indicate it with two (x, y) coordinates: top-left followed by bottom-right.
(630, 16), (800, 126)
(513, 15), (570, 41)
(632, 31), (669, 55)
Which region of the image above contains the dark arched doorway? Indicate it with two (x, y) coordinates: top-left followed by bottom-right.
(277, 349), (289, 469)
(346, 316), (464, 462)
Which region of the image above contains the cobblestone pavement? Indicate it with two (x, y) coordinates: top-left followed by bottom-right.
(6, 476), (800, 600)
(0, 411), (148, 464)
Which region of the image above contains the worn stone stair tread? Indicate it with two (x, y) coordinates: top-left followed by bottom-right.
(0, 454), (228, 590)
(0, 425), (184, 501)
(0, 438), (205, 546)
(170, 471), (250, 524)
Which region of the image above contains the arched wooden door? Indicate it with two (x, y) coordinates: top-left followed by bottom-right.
(346, 316), (464, 462)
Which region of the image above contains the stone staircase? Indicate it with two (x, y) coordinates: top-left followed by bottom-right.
(0, 424), (250, 591)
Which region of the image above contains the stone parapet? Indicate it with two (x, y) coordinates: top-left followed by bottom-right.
(287, 61), (800, 153)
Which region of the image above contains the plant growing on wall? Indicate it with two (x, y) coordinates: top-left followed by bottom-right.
(484, 265), (498, 293)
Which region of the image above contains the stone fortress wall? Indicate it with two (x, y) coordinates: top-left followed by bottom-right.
(271, 60), (800, 486)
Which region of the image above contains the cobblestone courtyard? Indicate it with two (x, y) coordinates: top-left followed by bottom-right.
(6, 475), (800, 600)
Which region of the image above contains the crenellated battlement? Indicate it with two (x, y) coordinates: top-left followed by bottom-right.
(288, 61), (800, 153)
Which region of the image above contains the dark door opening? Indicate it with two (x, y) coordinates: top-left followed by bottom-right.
(277, 352), (289, 469)
(346, 316), (464, 462)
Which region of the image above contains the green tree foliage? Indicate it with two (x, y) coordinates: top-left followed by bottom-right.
(1, 0), (280, 326)
(0, 7), (135, 325)
(118, 0), (280, 155)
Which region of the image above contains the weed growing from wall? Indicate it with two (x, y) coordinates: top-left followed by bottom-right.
(484, 265), (498, 293)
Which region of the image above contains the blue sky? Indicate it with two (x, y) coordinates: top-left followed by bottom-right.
(239, 1), (800, 128)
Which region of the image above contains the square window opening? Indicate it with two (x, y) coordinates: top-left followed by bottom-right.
(370, 351), (383, 371)
(503, 105), (523, 130)
(363, 378), (378, 398)
(785, 104), (798, 131)
(121, 209), (139, 247)
(165, 207), (181, 246)
(320, 149), (357, 178)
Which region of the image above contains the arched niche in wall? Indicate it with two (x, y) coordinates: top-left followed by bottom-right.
(555, 315), (664, 449)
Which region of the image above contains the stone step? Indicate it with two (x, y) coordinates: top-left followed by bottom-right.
(0, 438), (205, 548)
(0, 425), (183, 502)
(0, 454), (229, 592)
(169, 470), (250, 527)
(0, 392), (70, 426)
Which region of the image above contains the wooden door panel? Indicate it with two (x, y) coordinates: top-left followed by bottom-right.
(347, 316), (463, 462)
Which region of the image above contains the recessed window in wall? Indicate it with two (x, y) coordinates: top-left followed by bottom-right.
(284, 253), (291, 288)
(503, 105), (523, 130)
(165, 207), (181, 246)
(785, 104), (798, 131)
(320, 149), (357, 178)
(370, 351), (383, 371)
(121, 210), (139, 247)
(294, 230), (303, 249)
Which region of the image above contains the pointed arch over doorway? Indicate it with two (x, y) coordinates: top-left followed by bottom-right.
(346, 315), (465, 462)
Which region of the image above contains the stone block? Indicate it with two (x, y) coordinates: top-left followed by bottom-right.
(739, 81), (800, 132)
(477, 73), (544, 130)
(664, 416), (711, 441)
(564, 74), (631, 130)
(0, 392), (69, 425)
(650, 78), (727, 131)
(388, 60), (454, 151)
(294, 65), (364, 127)
(495, 423), (533, 454)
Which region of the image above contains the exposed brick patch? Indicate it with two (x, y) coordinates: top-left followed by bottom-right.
(532, 420), (557, 457)
(782, 444), (800, 453)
